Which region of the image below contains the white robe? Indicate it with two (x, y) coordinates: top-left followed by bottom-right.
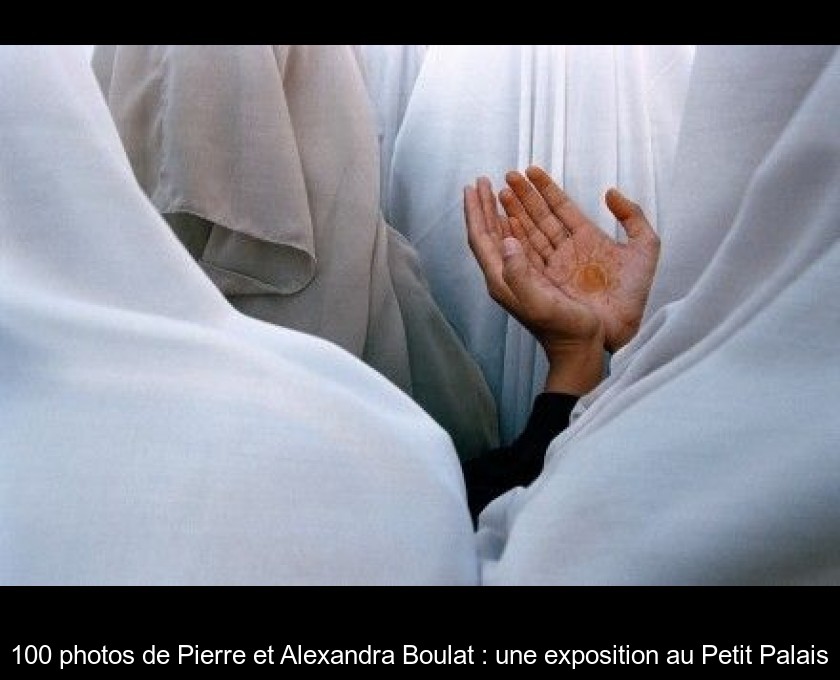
(357, 44), (428, 218)
(478, 45), (840, 585)
(388, 45), (694, 442)
(0, 45), (478, 585)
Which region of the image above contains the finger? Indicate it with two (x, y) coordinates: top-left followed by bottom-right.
(477, 176), (503, 241)
(464, 185), (498, 265)
(506, 169), (567, 246)
(509, 216), (545, 272)
(464, 185), (517, 308)
(499, 186), (554, 260)
(525, 165), (591, 236)
(605, 188), (660, 250)
(499, 214), (512, 239)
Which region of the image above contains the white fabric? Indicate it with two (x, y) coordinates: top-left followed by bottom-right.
(478, 45), (840, 584)
(92, 44), (498, 460)
(357, 45), (428, 218)
(389, 45), (694, 442)
(0, 45), (478, 585)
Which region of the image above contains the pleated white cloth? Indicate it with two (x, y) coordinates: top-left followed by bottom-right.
(389, 45), (695, 443)
(478, 45), (840, 585)
(0, 45), (478, 585)
(92, 44), (498, 460)
(357, 44), (428, 218)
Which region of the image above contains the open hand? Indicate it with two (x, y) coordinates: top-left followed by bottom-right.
(465, 176), (607, 393)
(498, 166), (660, 353)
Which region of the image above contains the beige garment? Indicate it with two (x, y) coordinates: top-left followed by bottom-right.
(387, 227), (498, 459)
(93, 45), (498, 459)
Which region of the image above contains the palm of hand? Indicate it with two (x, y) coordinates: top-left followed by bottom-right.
(539, 223), (654, 352)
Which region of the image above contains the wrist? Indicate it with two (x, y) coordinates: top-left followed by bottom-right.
(542, 334), (605, 396)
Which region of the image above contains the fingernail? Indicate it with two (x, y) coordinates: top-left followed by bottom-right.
(609, 188), (628, 205)
(502, 238), (521, 258)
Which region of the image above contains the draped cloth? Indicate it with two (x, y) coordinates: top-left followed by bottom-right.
(0, 45), (478, 584)
(389, 45), (694, 443)
(357, 44), (428, 218)
(92, 44), (498, 460)
(478, 46), (840, 584)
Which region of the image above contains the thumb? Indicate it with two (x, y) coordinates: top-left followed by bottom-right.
(502, 237), (543, 311)
(605, 188), (658, 248)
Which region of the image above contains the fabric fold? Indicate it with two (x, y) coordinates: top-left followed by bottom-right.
(93, 44), (498, 460)
(94, 44), (316, 296)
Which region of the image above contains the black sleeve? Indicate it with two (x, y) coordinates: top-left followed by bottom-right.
(461, 392), (578, 527)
